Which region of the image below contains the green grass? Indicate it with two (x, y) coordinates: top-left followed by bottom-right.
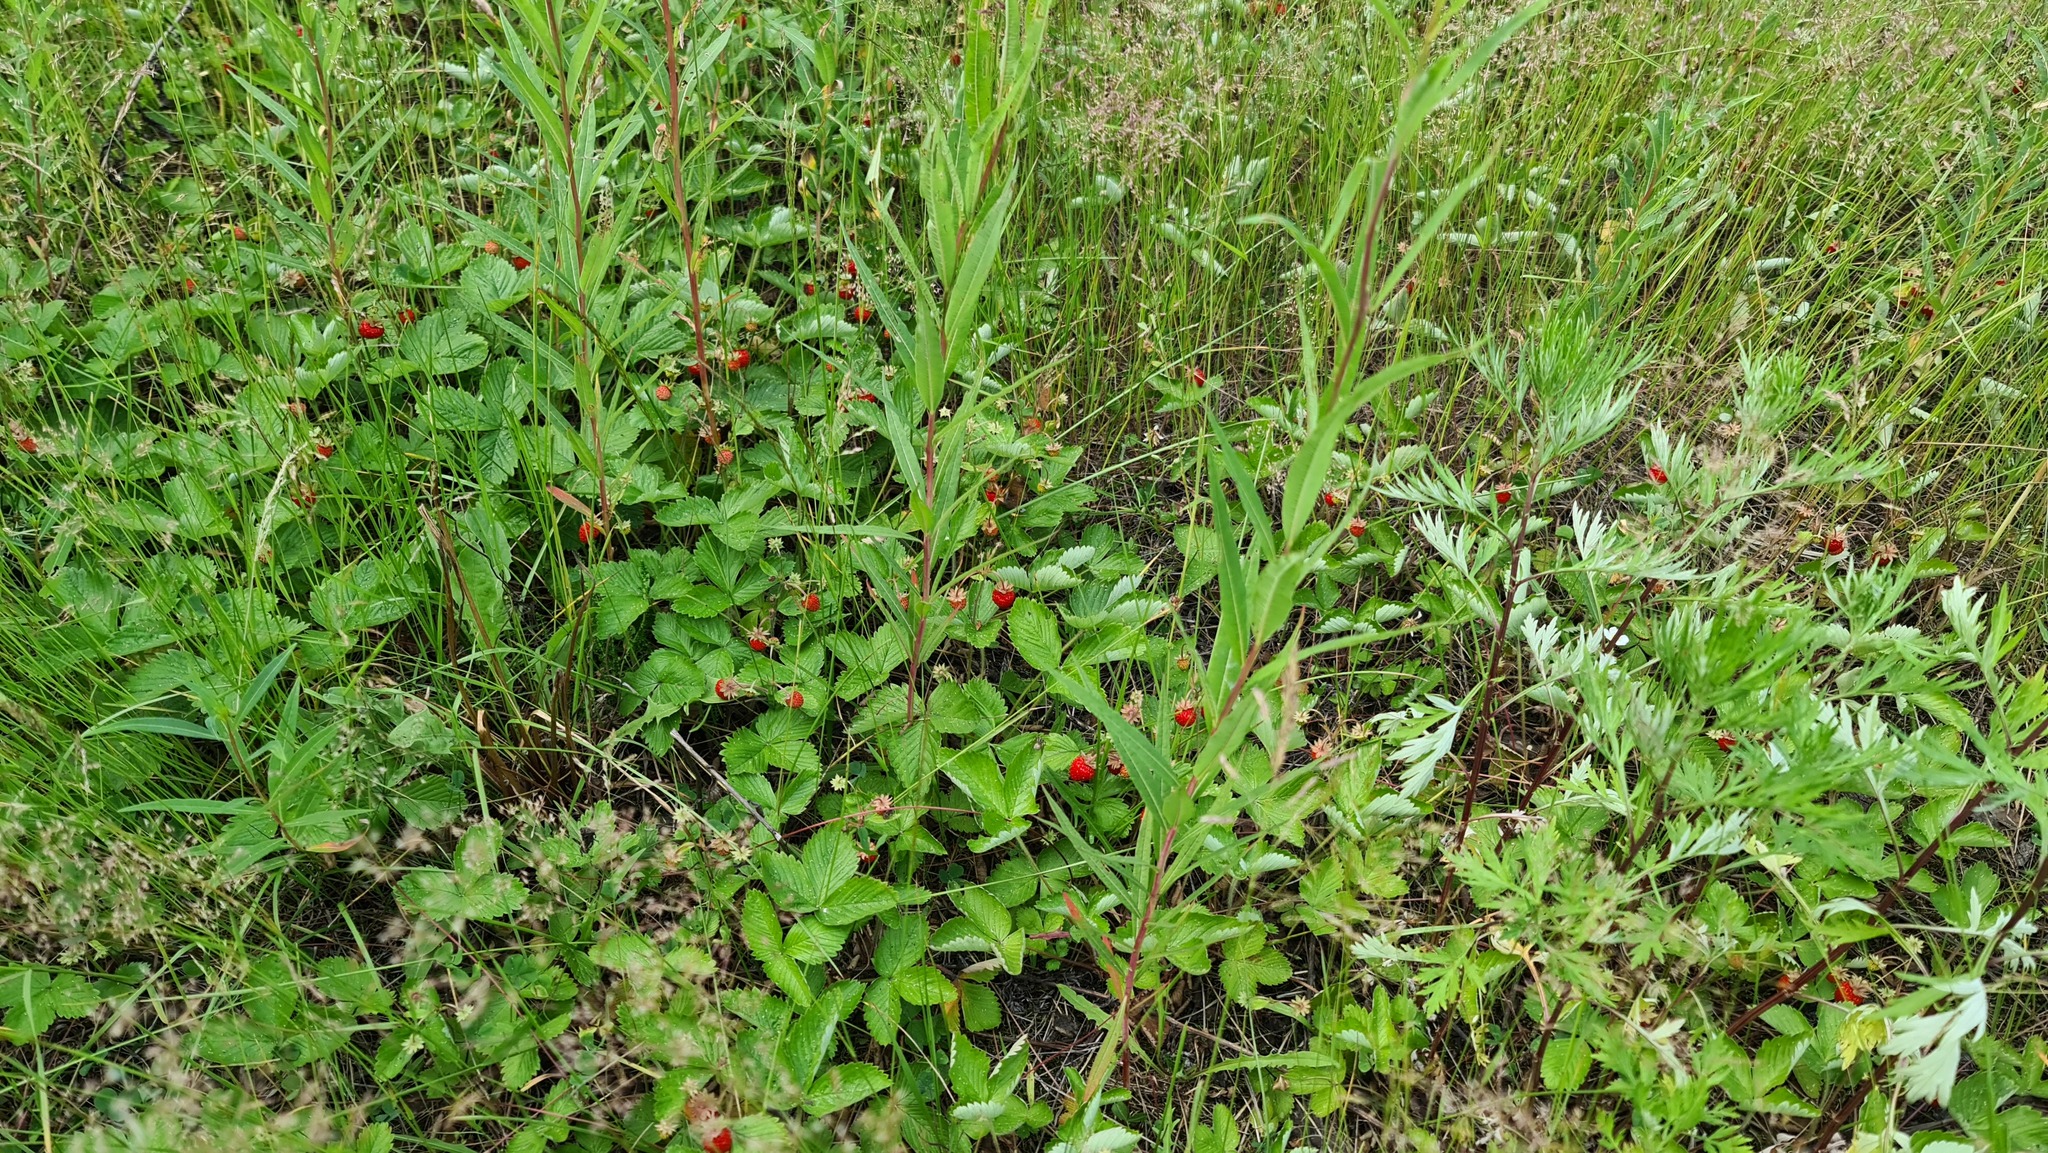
(4, 0), (2048, 1150)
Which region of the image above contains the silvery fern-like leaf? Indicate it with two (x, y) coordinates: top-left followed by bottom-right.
(1661, 811), (1751, 863)
(1940, 579), (1983, 656)
(1571, 504), (1611, 562)
(1379, 458), (1485, 515)
(1376, 696), (1465, 797)
(1880, 977), (1987, 1105)
(1411, 511), (1475, 577)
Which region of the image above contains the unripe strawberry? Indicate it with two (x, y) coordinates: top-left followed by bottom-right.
(483, 240), (500, 255)
(946, 587), (967, 611)
(656, 384), (673, 401)
(358, 319), (385, 339)
(1068, 754), (1095, 783)
(232, 226), (249, 241)
(991, 581), (1017, 610)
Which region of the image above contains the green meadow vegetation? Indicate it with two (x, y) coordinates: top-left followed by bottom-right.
(4, 0), (2048, 1150)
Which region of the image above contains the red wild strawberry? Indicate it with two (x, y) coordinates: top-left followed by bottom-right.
(785, 689), (803, 709)
(802, 592), (821, 612)
(232, 226), (249, 241)
(1175, 703), (1198, 727)
(291, 486), (317, 509)
(1322, 490), (1341, 508)
(579, 521), (598, 544)
(1021, 417), (1044, 435)
(844, 259), (858, 276)
(184, 278), (197, 294)
(837, 285), (856, 300)
(1834, 978), (1864, 1006)
(1108, 754), (1127, 778)
(898, 593), (911, 609)
(853, 390), (877, 403)
(949, 50), (962, 66)
(358, 320), (385, 339)
(717, 447), (735, 468)
(727, 349), (751, 371)
(1919, 304), (1935, 320)
(315, 443), (335, 459)
(656, 384), (673, 401)
(1495, 489), (1513, 506)
(736, 12), (747, 28)
(17, 437), (37, 454)
(511, 256), (531, 270)
(483, 240), (501, 255)
(714, 678), (738, 701)
(1716, 734), (1737, 752)
(1649, 465), (1668, 485)
(1825, 534), (1846, 556)
(1775, 973), (1797, 992)
(705, 1129), (733, 1153)
(688, 361), (709, 380)
(853, 305), (874, 323)
(946, 587), (968, 611)
(1825, 242), (1840, 255)
(986, 485), (1002, 503)
(397, 308), (417, 324)
(1347, 518), (1367, 538)
(804, 282), (817, 295)
(1189, 366), (1206, 387)
(748, 629), (771, 652)
(991, 581), (1017, 610)
(1068, 754), (1095, 783)
(862, 115), (872, 127)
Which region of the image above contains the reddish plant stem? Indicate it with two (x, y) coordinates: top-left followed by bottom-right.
(656, 0), (720, 448)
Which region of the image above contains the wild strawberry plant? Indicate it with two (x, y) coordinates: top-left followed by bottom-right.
(2, 1), (2046, 1152)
